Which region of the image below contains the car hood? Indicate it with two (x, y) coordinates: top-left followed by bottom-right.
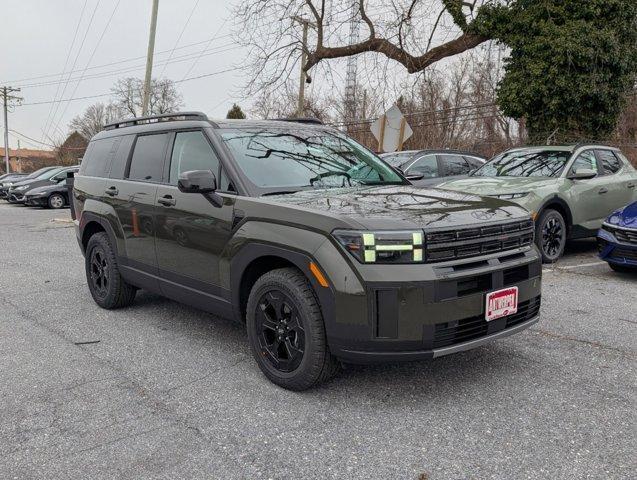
(438, 176), (559, 195)
(265, 185), (529, 230)
(607, 201), (637, 229)
(10, 178), (41, 188)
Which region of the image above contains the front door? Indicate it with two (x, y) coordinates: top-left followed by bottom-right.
(154, 130), (235, 296)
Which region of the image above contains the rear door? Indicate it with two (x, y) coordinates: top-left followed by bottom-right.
(595, 149), (636, 208)
(154, 129), (235, 297)
(566, 149), (611, 230)
(105, 132), (170, 281)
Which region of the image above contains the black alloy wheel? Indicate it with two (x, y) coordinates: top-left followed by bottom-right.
(246, 267), (340, 390)
(256, 290), (306, 373)
(89, 247), (110, 300)
(85, 232), (137, 309)
(536, 209), (566, 263)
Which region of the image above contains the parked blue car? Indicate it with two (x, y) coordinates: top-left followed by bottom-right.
(597, 201), (637, 272)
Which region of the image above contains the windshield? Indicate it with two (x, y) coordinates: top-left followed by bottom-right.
(37, 167), (63, 179)
(220, 128), (405, 191)
(473, 149), (571, 178)
(26, 167), (54, 179)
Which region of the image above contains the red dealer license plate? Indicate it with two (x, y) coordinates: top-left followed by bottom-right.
(485, 287), (518, 321)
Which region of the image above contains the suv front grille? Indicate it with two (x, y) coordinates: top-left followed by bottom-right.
(425, 219), (534, 262)
(433, 296), (541, 349)
(603, 224), (637, 245)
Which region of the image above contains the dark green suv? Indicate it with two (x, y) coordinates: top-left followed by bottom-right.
(72, 112), (542, 390)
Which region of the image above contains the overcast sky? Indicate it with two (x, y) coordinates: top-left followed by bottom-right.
(0, 0), (245, 150)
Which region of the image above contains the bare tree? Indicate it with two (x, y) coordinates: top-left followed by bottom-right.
(69, 102), (120, 140)
(251, 80), (334, 122)
(111, 77), (183, 118)
(234, 1), (492, 95)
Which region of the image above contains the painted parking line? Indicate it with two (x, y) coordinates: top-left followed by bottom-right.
(543, 261), (607, 273)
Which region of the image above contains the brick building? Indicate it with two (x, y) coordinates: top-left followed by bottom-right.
(0, 147), (57, 174)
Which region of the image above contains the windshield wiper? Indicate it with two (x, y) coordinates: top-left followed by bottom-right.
(310, 171), (352, 187)
(261, 190), (301, 196)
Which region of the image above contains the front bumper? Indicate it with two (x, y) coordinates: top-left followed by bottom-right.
(8, 191), (26, 203)
(597, 227), (637, 267)
(24, 194), (48, 207)
(314, 240), (543, 364)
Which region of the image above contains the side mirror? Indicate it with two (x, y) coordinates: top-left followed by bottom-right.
(568, 168), (597, 180)
(404, 170), (425, 181)
(178, 170), (217, 194)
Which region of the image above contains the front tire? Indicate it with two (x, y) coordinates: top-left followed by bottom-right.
(536, 209), (566, 263)
(246, 268), (340, 390)
(85, 232), (137, 309)
(48, 193), (66, 209)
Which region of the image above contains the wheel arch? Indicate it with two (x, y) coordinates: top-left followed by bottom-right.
(230, 243), (335, 325)
(79, 212), (119, 256)
(537, 196), (573, 234)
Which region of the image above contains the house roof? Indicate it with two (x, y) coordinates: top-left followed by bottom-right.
(0, 147), (56, 158)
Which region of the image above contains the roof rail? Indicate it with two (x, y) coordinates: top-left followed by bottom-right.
(271, 117), (323, 125)
(103, 111), (209, 130)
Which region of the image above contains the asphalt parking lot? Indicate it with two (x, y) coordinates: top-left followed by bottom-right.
(0, 202), (635, 479)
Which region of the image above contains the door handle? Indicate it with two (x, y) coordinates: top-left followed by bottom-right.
(628, 183), (635, 189)
(598, 187), (608, 195)
(105, 186), (118, 196)
(157, 195), (176, 207)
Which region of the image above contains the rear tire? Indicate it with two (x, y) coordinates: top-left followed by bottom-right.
(85, 232), (137, 309)
(246, 267), (340, 390)
(536, 209), (566, 263)
(48, 193), (66, 209)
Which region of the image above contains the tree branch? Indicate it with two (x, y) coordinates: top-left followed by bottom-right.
(305, 31), (488, 74)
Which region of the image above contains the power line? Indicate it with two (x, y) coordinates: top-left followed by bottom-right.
(9, 129), (86, 150)
(18, 66), (241, 107)
(0, 33), (233, 85)
(40, 0), (88, 146)
(18, 43), (239, 89)
(180, 17), (230, 81)
(49, 0), (122, 143)
(42, 0), (101, 144)
(157, 0), (201, 79)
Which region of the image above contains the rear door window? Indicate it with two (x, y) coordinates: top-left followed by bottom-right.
(441, 155), (471, 175)
(127, 133), (170, 182)
(168, 131), (220, 185)
(595, 150), (622, 175)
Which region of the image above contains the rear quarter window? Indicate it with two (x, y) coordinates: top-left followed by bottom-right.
(79, 137), (120, 177)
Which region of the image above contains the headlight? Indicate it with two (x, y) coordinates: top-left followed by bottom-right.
(493, 193), (529, 200)
(15, 185), (29, 191)
(333, 229), (424, 264)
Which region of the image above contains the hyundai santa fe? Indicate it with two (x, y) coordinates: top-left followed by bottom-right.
(71, 112), (542, 390)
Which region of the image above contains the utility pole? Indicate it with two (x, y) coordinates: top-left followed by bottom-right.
(344, 1), (360, 126)
(142, 0), (159, 117)
(292, 16), (316, 117)
(2, 86), (22, 174)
